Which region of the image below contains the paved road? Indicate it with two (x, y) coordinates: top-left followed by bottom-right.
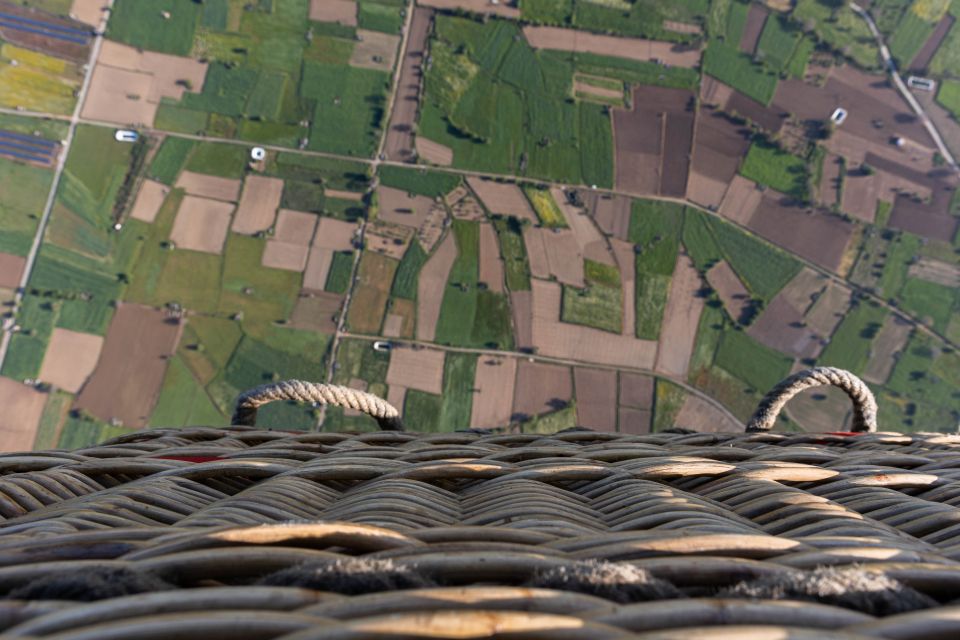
(850, 2), (958, 169)
(0, 2), (115, 372)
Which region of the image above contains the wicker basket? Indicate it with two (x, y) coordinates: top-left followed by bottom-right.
(0, 369), (957, 639)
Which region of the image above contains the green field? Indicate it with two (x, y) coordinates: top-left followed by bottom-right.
(703, 43), (779, 105)
(378, 166), (461, 198)
(404, 352), (478, 431)
(707, 216), (802, 302)
(937, 79), (960, 119)
(562, 260), (622, 333)
(793, 0), (880, 69)
(302, 62), (390, 157)
(148, 137), (196, 185)
(882, 333), (958, 431)
(652, 379), (687, 432)
(107, 0), (200, 56)
(888, 8), (937, 66)
(521, 0), (574, 24)
(185, 142), (249, 179)
(899, 278), (957, 332)
(630, 200), (683, 339)
(392, 241), (429, 300)
(740, 140), (809, 199)
(326, 251), (355, 294)
(358, 0), (405, 33)
(572, 0), (707, 42)
(0, 157), (53, 256)
(818, 299), (888, 372)
(493, 217), (531, 291)
(58, 416), (134, 450)
(434, 221), (514, 349)
(756, 15), (803, 72)
(715, 329), (793, 393)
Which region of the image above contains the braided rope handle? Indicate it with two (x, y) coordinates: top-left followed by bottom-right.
(746, 367), (877, 433)
(232, 380), (404, 431)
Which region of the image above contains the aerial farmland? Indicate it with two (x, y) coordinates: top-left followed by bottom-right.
(0, 0), (958, 449)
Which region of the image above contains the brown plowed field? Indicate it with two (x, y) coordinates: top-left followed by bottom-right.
(706, 260), (751, 324)
(748, 192), (854, 272)
(70, 0), (104, 26)
(169, 196), (233, 255)
(290, 291), (342, 333)
(0, 377), (46, 451)
(777, 268), (826, 314)
(38, 328), (103, 394)
(619, 372), (653, 409)
(324, 189), (364, 201)
(365, 223), (411, 260)
(889, 194), (959, 243)
(718, 175), (761, 224)
(863, 314), (912, 385)
(819, 153), (842, 208)
(664, 20), (701, 34)
(478, 223), (504, 293)
(467, 178), (536, 222)
(541, 229), (585, 287)
(531, 280), (657, 369)
(387, 384), (407, 416)
(511, 291), (533, 351)
(613, 114), (661, 195)
(81, 65), (156, 126)
(726, 90), (785, 133)
(309, 0), (356, 24)
(350, 30), (399, 72)
(690, 107), (751, 207)
(74, 304), (181, 428)
(130, 180), (169, 223)
(675, 395), (742, 432)
(804, 281), (850, 339)
(661, 111), (694, 197)
(522, 226), (549, 280)
(415, 137), (454, 166)
(274, 210), (317, 244)
(700, 76), (734, 107)
(655, 252), (704, 378)
(262, 241), (309, 272)
(378, 186), (435, 229)
(587, 193), (631, 240)
(574, 367), (617, 431)
(523, 26), (701, 67)
(175, 171), (241, 202)
(0, 1), (91, 63)
(302, 248), (334, 291)
(418, 0), (519, 18)
(416, 231), (457, 341)
(346, 252), (398, 334)
(618, 407), (652, 434)
(910, 14), (954, 72)
(471, 356), (518, 428)
(233, 176), (283, 235)
(384, 7), (432, 161)
(313, 217), (357, 250)
(383, 314), (403, 338)
(512, 360), (572, 419)
(747, 295), (819, 357)
(0, 252), (25, 289)
(740, 4), (768, 53)
(687, 173), (730, 210)
(841, 172), (878, 222)
(553, 187), (613, 266)
(387, 347), (445, 395)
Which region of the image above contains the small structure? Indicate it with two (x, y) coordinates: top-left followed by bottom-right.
(907, 76), (936, 92)
(373, 340), (393, 352)
(250, 146), (266, 161)
(114, 129), (138, 143)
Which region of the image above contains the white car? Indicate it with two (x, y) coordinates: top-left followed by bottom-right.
(830, 108), (848, 125)
(114, 129), (138, 142)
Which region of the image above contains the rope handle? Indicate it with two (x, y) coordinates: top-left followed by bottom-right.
(232, 380), (404, 431)
(746, 367), (877, 433)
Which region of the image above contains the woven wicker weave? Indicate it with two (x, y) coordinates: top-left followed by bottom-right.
(0, 371), (958, 638)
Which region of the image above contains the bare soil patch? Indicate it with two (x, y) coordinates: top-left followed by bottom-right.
(541, 228), (585, 287)
(0, 376), (46, 451)
(390, 297), (416, 338)
(81, 65), (157, 126)
(38, 328), (103, 393)
(378, 186), (435, 229)
(451, 195), (485, 221)
(366, 222), (412, 260)
(70, 0), (105, 26)
(233, 176), (283, 235)
(619, 372), (653, 409)
(350, 29), (400, 72)
(383, 314), (403, 338)
(841, 171), (878, 223)
(587, 193), (631, 240)
(384, 7), (433, 162)
(910, 257), (960, 287)
(785, 384), (852, 432)
(675, 395), (742, 432)
(863, 314), (912, 384)
(523, 26), (700, 67)
(387, 347), (445, 395)
(613, 112), (661, 196)
(778, 268), (827, 314)
(740, 4), (768, 54)
(804, 281), (850, 339)
(471, 355), (518, 428)
(313, 217), (358, 251)
(324, 189), (364, 201)
(747, 295), (819, 357)
(718, 175), (761, 225)
(700, 76), (734, 107)
(749, 192), (854, 272)
(290, 291), (342, 333)
(511, 291), (532, 351)
(274, 209), (317, 245)
(706, 261), (751, 324)
(130, 179), (169, 223)
(522, 226), (549, 280)
(664, 20), (701, 35)
(819, 153), (842, 208)
(74, 304), (181, 428)
(387, 384), (407, 416)
(574, 80), (622, 100)
(910, 14), (954, 73)
(418, 0), (519, 18)
(687, 172), (730, 211)
(309, 0), (357, 25)
(889, 194), (959, 243)
(655, 252), (704, 378)
(415, 137), (454, 166)
(170, 195), (233, 254)
(302, 247), (334, 291)
(467, 178), (536, 222)
(662, 111), (695, 197)
(531, 280), (657, 369)
(618, 407), (652, 434)
(416, 230), (457, 341)
(478, 223), (504, 293)
(0, 252), (25, 289)
(689, 108), (750, 208)
(512, 360), (572, 419)
(175, 171), (241, 202)
(262, 241), (309, 272)
(574, 367), (616, 432)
